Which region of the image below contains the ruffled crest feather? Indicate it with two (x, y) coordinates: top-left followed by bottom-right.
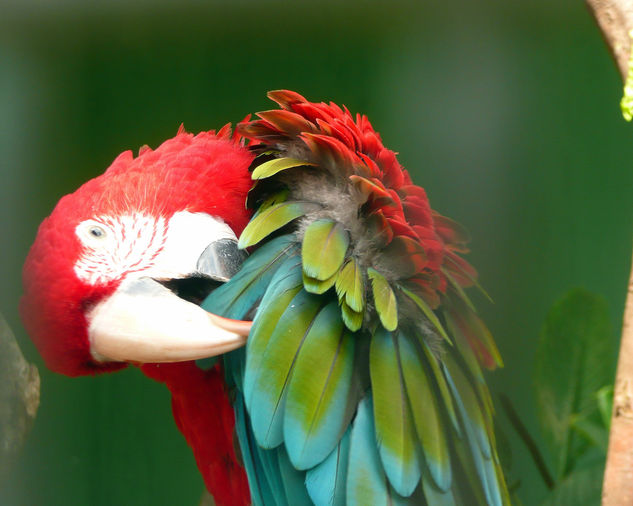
(237, 90), (481, 323)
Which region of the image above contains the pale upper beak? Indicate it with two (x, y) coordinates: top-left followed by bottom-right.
(87, 214), (252, 364)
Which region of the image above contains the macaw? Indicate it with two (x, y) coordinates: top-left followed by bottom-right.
(21, 90), (509, 505)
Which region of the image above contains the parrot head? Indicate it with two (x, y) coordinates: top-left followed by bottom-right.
(21, 127), (255, 376)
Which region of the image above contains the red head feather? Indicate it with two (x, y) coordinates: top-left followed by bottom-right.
(21, 128), (253, 376)
(21, 128), (253, 506)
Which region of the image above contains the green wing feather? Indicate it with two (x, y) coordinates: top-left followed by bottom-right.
(243, 256), (303, 405)
(400, 285), (451, 344)
(368, 268), (398, 331)
(398, 331), (452, 492)
(305, 427), (351, 506)
(370, 328), (421, 497)
(247, 288), (324, 448)
(340, 301), (364, 332)
(212, 93), (510, 505)
(252, 157), (315, 179)
(239, 201), (321, 248)
(302, 219), (350, 281)
(335, 258), (365, 313)
(346, 395), (391, 505)
(284, 302), (355, 469)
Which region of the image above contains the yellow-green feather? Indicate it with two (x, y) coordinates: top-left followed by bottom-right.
(341, 301), (364, 332)
(303, 270), (338, 295)
(368, 268), (398, 332)
(420, 340), (461, 436)
(398, 332), (451, 491)
(252, 157), (315, 180)
(246, 289), (324, 448)
(370, 328), (421, 497)
(284, 302), (355, 469)
(239, 201), (320, 249)
(335, 258), (364, 313)
(302, 220), (350, 281)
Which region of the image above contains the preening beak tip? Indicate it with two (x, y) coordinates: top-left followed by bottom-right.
(208, 313), (252, 337)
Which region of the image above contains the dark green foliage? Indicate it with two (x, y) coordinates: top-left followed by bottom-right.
(503, 288), (616, 505)
(534, 288), (614, 481)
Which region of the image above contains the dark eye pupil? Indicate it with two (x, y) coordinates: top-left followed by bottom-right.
(90, 227), (104, 237)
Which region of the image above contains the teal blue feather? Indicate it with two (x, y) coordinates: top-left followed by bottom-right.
(305, 426), (351, 506)
(346, 395), (389, 505)
(202, 234), (297, 319)
(421, 474), (457, 506)
(233, 395), (277, 506)
(446, 311), (495, 424)
(194, 356), (218, 371)
(419, 339), (461, 437)
(252, 442), (289, 506)
(284, 302), (355, 470)
(443, 358), (502, 506)
(370, 328), (421, 497)
(246, 289), (324, 448)
(398, 331), (452, 492)
(243, 255), (304, 406)
(222, 348), (246, 394)
(277, 447), (314, 505)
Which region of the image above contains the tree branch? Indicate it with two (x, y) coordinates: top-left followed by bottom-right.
(602, 251), (633, 505)
(584, 3), (633, 504)
(0, 312), (40, 483)
(586, 0), (633, 81)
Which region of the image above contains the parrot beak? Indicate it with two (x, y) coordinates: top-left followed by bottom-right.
(87, 237), (251, 364)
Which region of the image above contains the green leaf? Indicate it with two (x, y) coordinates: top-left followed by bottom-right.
(252, 157), (315, 179)
(368, 268), (398, 331)
(302, 219), (350, 281)
(238, 201), (320, 248)
(595, 385), (613, 430)
(541, 464), (603, 506)
(534, 288), (615, 480)
(569, 416), (608, 453)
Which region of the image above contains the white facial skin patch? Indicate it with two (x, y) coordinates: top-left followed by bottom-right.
(74, 211), (237, 286)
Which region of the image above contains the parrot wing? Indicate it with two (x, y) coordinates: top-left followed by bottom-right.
(203, 91), (510, 505)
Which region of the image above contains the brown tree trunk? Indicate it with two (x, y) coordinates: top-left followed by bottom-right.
(584, 2), (633, 504)
(585, 0), (633, 80)
(0, 313), (40, 482)
(602, 252), (633, 505)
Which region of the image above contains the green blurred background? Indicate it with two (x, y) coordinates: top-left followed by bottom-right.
(1, 1), (631, 504)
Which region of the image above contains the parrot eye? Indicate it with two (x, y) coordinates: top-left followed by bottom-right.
(76, 220), (111, 246)
(89, 226), (106, 238)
